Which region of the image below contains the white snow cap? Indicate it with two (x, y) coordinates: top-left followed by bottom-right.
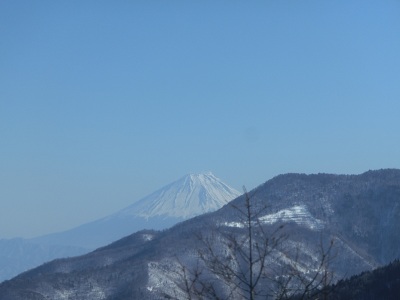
(118, 172), (241, 219)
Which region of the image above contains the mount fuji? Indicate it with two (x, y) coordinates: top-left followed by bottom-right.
(115, 172), (240, 220)
(32, 172), (240, 250)
(0, 172), (240, 282)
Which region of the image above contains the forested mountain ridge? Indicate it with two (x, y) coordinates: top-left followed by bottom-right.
(1, 169), (399, 299)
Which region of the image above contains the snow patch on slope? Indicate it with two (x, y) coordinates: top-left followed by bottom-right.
(260, 205), (324, 230)
(142, 233), (154, 241)
(223, 205), (324, 231)
(147, 260), (183, 298)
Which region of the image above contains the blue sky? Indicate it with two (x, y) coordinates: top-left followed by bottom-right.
(1, 0), (400, 238)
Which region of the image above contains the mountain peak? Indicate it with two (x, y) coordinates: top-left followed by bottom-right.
(117, 173), (241, 219)
(186, 172), (216, 180)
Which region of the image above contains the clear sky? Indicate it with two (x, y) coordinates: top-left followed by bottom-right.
(1, 0), (400, 238)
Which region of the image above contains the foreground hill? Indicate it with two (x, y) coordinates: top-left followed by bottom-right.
(330, 259), (400, 300)
(301, 259), (400, 300)
(1, 169), (399, 299)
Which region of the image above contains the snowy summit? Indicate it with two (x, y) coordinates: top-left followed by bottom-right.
(30, 172), (241, 251)
(116, 172), (241, 219)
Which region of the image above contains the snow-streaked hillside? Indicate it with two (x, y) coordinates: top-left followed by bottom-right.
(114, 172), (241, 219)
(3, 170), (400, 299)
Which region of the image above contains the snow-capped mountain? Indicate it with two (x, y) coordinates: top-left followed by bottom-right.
(115, 172), (241, 219)
(33, 172), (240, 249)
(0, 172), (240, 282)
(2, 169), (400, 299)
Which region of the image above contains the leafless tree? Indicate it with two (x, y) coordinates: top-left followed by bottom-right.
(175, 187), (336, 300)
(271, 237), (336, 300)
